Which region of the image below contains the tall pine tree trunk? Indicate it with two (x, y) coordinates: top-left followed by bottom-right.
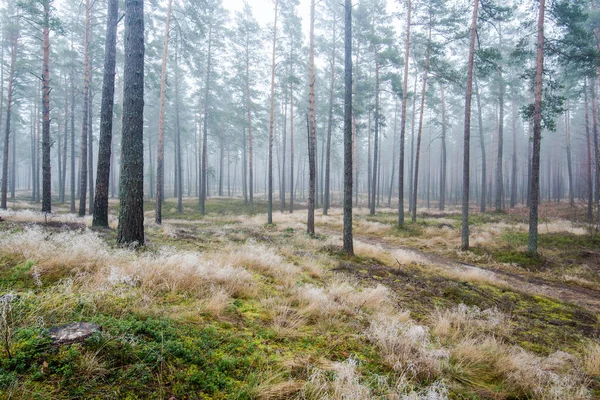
(343, 0), (353, 254)
(268, 0), (278, 224)
(324, 12), (337, 215)
(388, 100), (398, 208)
(88, 87), (94, 213)
(307, 0), (316, 234)
(461, 0), (479, 250)
(70, 61), (76, 212)
(440, 84), (447, 211)
(495, 28), (504, 212)
(412, 29), (431, 222)
(78, 0), (91, 216)
(1, 31), (17, 210)
(41, 0), (52, 213)
(155, 0), (172, 224)
(245, 30), (254, 213)
(175, 33), (183, 213)
(528, 0), (545, 254)
(510, 99), (518, 208)
(117, 0), (145, 246)
(585, 79), (593, 221)
(92, 0), (118, 227)
(200, 24), (212, 215)
(475, 80), (486, 213)
(565, 103), (574, 207)
(61, 74), (68, 203)
(289, 82), (295, 213)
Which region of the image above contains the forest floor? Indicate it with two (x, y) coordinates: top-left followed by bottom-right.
(0, 197), (599, 399)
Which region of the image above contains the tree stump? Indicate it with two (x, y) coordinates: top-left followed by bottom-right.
(48, 322), (101, 345)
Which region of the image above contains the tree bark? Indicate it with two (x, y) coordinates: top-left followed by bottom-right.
(61, 74), (68, 203)
(495, 28), (504, 212)
(267, 0), (278, 224)
(474, 80), (486, 213)
(92, 0), (118, 227)
(585, 79), (593, 221)
(200, 24), (212, 215)
(412, 29), (431, 222)
(388, 99), (398, 208)
(324, 8), (337, 215)
(510, 98), (518, 208)
(343, 0), (353, 254)
(564, 103), (574, 207)
(1, 31), (17, 210)
(175, 33), (183, 213)
(70, 59), (76, 213)
(245, 28), (254, 214)
(440, 84), (447, 211)
(370, 63), (380, 216)
(117, 0), (145, 246)
(88, 87), (94, 214)
(78, 0), (91, 217)
(461, 0), (479, 250)
(155, 0), (172, 224)
(41, 0), (52, 213)
(308, 0), (316, 235)
(528, 0), (545, 255)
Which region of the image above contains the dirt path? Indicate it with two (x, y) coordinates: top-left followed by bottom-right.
(324, 229), (600, 313)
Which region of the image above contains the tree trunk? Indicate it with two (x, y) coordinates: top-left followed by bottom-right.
(440, 84), (447, 211)
(412, 29), (431, 222)
(388, 99), (398, 208)
(564, 103), (574, 207)
(245, 29), (254, 214)
(289, 82), (295, 213)
(510, 98), (518, 208)
(175, 33), (183, 213)
(70, 61), (76, 212)
(461, 0), (479, 250)
(370, 63), (380, 216)
(495, 28), (504, 212)
(61, 74), (68, 203)
(475, 80), (486, 213)
(324, 10), (337, 215)
(78, 0), (91, 217)
(343, 0), (353, 254)
(281, 89), (287, 212)
(1, 32), (17, 210)
(155, 0), (172, 224)
(200, 24), (212, 215)
(267, 0), (278, 224)
(88, 87), (94, 214)
(117, 0), (145, 246)
(408, 69), (418, 213)
(585, 79), (593, 221)
(308, 0), (316, 235)
(528, 0), (545, 255)
(41, 0), (52, 213)
(92, 0), (118, 227)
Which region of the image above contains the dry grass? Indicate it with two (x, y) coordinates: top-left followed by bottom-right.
(299, 357), (373, 400)
(296, 279), (392, 321)
(367, 314), (448, 380)
(2, 204), (598, 399)
(582, 341), (600, 377)
(431, 304), (511, 343)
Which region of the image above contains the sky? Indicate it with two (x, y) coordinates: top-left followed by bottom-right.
(224, 0), (402, 36)
(225, 0), (313, 34)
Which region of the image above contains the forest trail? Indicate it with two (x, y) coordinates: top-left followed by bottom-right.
(324, 229), (600, 313)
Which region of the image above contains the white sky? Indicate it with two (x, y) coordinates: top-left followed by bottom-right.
(225, 0), (311, 31)
(224, 0), (402, 37)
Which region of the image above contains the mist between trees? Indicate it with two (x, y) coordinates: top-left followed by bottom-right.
(0, 0), (598, 252)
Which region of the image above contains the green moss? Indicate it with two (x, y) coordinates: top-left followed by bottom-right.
(0, 259), (36, 289)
